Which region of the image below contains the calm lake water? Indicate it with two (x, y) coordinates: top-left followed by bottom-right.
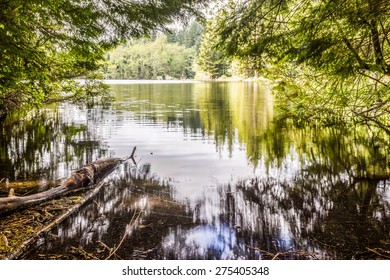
(0, 80), (389, 259)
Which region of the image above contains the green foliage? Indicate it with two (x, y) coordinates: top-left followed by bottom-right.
(0, 0), (207, 114)
(210, 0), (390, 127)
(196, 22), (231, 79)
(167, 20), (204, 53)
(104, 35), (196, 79)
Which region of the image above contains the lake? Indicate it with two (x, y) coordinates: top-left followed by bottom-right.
(0, 80), (389, 259)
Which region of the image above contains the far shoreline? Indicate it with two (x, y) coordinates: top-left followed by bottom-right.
(100, 76), (270, 85)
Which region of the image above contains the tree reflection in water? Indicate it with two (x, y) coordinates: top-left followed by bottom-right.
(1, 81), (389, 259)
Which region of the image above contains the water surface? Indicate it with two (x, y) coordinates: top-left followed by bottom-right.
(0, 80), (389, 259)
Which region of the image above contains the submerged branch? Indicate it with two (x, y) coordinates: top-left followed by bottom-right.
(0, 147), (137, 216)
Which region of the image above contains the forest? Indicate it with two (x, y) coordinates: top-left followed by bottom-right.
(1, 0), (390, 263)
(1, 0), (389, 128)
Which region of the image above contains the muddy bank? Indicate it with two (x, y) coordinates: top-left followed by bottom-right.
(0, 183), (105, 259)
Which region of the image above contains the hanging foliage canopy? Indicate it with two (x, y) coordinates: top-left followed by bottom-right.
(0, 0), (207, 114)
(210, 0), (390, 127)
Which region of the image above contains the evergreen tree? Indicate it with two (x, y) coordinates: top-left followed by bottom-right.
(182, 21), (204, 51)
(168, 20), (204, 53)
(197, 23), (230, 79)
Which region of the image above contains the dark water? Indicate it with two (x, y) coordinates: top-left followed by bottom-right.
(0, 80), (389, 259)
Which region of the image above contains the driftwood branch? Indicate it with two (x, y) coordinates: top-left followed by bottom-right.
(0, 147), (137, 216)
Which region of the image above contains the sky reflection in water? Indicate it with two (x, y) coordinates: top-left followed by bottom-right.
(1, 81), (389, 259)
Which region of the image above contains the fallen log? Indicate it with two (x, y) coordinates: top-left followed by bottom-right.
(0, 147), (136, 216)
(0, 180), (59, 193)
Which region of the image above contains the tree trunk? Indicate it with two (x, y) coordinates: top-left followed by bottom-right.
(0, 148), (136, 216)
